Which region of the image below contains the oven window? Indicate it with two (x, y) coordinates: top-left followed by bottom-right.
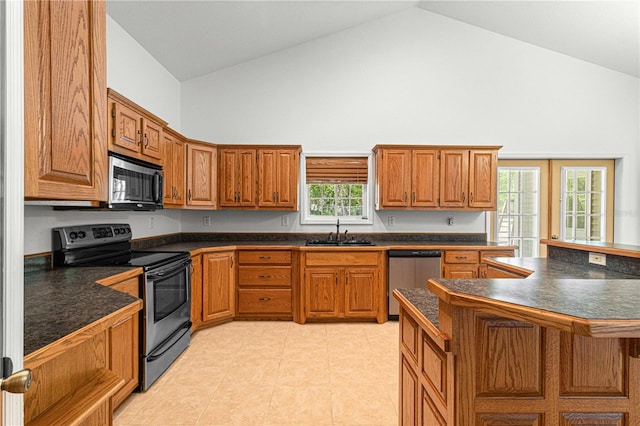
(113, 166), (155, 202)
(153, 268), (188, 322)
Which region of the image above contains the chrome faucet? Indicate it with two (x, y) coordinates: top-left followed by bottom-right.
(336, 219), (340, 242)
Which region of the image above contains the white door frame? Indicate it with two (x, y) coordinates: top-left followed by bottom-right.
(2, 0), (25, 424)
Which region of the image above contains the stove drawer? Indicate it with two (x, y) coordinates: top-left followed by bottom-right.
(237, 289), (292, 315)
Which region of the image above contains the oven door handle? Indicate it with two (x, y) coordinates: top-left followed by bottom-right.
(147, 322), (191, 362)
(147, 258), (192, 280)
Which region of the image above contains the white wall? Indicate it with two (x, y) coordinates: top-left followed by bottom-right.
(106, 15), (182, 131)
(24, 206), (181, 255)
(181, 7), (640, 243)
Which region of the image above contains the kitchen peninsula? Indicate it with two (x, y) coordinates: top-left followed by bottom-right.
(394, 239), (640, 425)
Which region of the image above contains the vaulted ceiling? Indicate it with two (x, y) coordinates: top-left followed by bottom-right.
(106, 1), (639, 82)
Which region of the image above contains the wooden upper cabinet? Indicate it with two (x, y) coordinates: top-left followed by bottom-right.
(469, 150), (498, 209)
(185, 140), (217, 208)
(377, 149), (411, 207)
(439, 149), (469, 208)
(218, 145), (300, 210)
(218, 148), (257, 207)
(374, 145), (499, 211)
(107, 89), (166, 166)
(162, 128), (185, 207)
(24, 0), (107, 201)
(257, 147), (300, 210)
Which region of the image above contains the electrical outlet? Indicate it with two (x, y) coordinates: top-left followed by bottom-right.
(149, 216), (154, 229)
(203, 216), (211, 227)
(281, 215), (289, 226)
(388, 216), (395, 226)
(588, 252), (606, 266)
(448, 216), (455, 226)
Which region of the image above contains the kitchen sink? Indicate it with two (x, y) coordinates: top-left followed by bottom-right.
(306, 239), (375, 246)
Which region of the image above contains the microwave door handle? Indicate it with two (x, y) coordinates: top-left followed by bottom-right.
(153, 172), (163, 204)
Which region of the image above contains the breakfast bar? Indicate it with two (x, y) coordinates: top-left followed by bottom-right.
(394, 240), (640, 425)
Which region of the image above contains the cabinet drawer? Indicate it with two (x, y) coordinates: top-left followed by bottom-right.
(237, 289), (292, 314)
(238, 266), (291, 287)
(444, 250), (479, 264)
(305, 251), (379, 266)
(238, 250), (291, 265)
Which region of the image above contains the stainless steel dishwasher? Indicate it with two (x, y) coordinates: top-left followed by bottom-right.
(388, 249), (442, 320)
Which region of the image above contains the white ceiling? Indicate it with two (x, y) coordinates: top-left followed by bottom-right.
(106, 1), (640, 82)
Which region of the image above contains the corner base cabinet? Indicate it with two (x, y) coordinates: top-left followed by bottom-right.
(202, 251), (235, 324)
(299, 250), (387, 324)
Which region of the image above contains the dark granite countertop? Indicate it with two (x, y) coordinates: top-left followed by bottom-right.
(393, 288), (441, 328)
(24, 266), (140, 356)
(486, 257), (640, 279)
(430, 277), (640, 321)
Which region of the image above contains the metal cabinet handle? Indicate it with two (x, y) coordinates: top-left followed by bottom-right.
(259, 256), (271, 259)
(137, 130), (142, 145)
(412, 192), (416, 203)
(462, 192), (466, 203)
(258, 275), (272, 279)
(144, 133), (149, 148)
(404, 192), (408, 202)
(1, 369), (32, 394)
(470, 192), (474, 203)
(258, 297), (271, 301)
(188, 189), (192, 201)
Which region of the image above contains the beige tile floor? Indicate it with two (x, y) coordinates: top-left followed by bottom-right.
(114, 320), (399, 426)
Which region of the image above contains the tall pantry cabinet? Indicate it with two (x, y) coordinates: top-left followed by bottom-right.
(24, 0), (107, 202)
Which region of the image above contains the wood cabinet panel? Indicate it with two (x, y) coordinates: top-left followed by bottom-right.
(476, 315), (543, 397)
(344, 268), (378, 318)
(422, 333), (447, 404)
(444, 250), (479, 264)
(190, 255), (203, 331)
(186, 141), (217, 208)
(402, 313), (419, 363)
(238, 289), (292, 315)
(239, 266), (292, 287)
(559, 333), (627, 396)
(443, 264), (477, 278)
(163, 131), (185, 206)
(379, 149), (411, 207)
(439, 150), (469, 208)
(107, 90), (166, 166)
(258, 148), (299, 209)
(483, 266), (523, 278)
(476, 413), (542, 426)
(559, 413), (625, 426)
(305, 251), (379, 266)
(24, 0), (107, 201)
(469, 150), (497, 208)
(304, 269), (340, 318)
(422, 388), (447, 426)
(401, 355), (419, 426)
(202, 251), (235, 323)
(238, 250), (292, 264)
(219, 148), (257, 207)
(412, 150), (440, 207)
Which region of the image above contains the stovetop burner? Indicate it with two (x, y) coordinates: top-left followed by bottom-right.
(52, 224), (189, 269)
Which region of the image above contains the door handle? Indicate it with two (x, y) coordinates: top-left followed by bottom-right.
(1, 369), (32, 394)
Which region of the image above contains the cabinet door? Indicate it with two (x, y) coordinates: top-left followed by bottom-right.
(304, 269), (340, 319)
(190, 255), (203, 331)
(218, 149), (240, 206)
(238, 149), (257, 206)
(163, 134), (175, 204)
(274, 149), (297, 208)
(343, 268), (378, 318)
(112, 101), (143, 154)
(141, 119), (163, 160)
(24, 0), (107, 201)
(443, 264), (478, 278)
(379, 149), (411, 208)
(186, 142), (217, 207)
(469, 150), (497, 209)
(202, 252), (235, 323)
(411, 149), (439, 207)
(107, 277), (139, 410)
(439, 150), (469, 208)
(258, 149), (278, 207)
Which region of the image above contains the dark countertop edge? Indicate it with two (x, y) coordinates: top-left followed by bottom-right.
(426, 278), (640, 338)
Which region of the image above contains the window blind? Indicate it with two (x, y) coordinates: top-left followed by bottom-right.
(305, 157), (368, 184)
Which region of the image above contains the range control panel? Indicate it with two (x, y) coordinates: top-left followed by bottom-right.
(52, 224), (132, 250)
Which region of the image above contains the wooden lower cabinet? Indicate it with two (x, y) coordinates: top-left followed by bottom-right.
(202, 251), (235, 324)
(190, 254), (203, 331)
(236, 249), (294, 319)
(105, 276), (140, 410)
(300, 250), (386, 323)
(442, 249), (515, 278)
(397, 302), (640, 425)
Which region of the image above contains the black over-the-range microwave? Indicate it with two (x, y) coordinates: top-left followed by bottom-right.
(108, 152), (163, 211)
